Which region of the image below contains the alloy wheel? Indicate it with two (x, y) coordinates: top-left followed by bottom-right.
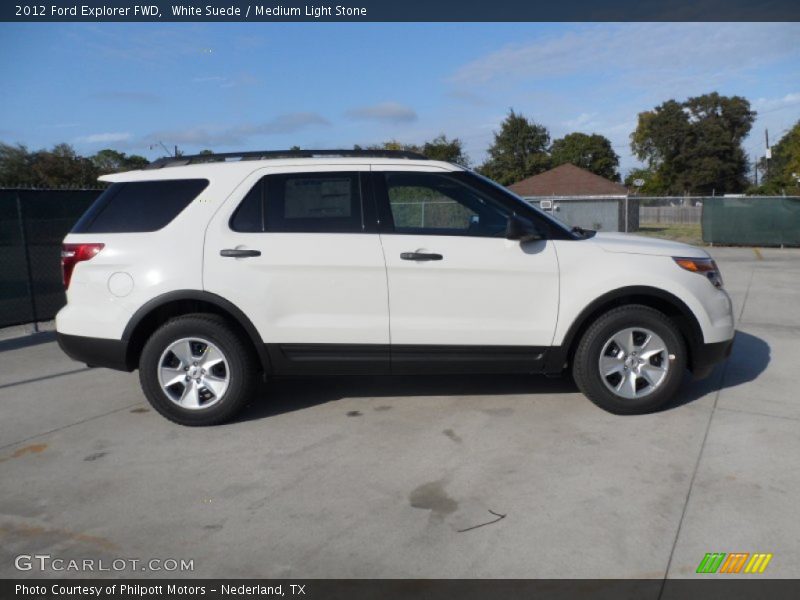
(598, 327), (672, 399)
(157, 337), (230, 409)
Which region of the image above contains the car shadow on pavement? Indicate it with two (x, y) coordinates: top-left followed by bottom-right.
(662, 330), (770, 411)
(236, 329), (770, 421)
(236, 373), (578, 422)
(0, 331), (56, 353)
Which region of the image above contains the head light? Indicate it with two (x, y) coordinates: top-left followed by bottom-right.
(673, 257), (723, 288)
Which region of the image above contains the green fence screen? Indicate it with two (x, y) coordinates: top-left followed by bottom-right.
(0, 188), (101, 328)
(702, 196), (800, 246)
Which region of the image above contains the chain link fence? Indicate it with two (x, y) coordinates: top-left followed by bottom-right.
(2, 189), (798, 329)
(640, 206), (702, 224)
(0, 188), (101, 328)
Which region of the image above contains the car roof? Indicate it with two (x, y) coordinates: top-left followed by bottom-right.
(99, 157), (465, 183)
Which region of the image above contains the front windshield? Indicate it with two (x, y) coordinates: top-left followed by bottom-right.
(464, 170), (575, 236)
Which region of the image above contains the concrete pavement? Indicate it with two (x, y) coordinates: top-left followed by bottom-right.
(0, 247), (797, 579)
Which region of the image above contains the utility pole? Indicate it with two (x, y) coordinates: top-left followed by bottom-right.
(765, 129), (770, 179)
(149, 141), (181, 158)
(754, 156), (758, 186)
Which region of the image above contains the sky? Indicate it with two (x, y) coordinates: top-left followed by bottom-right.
(0, 22), (798, 177)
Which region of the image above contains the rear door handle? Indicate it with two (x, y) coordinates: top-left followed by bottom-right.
(220, 248), (261, 258)
(400, 252), (443, 261)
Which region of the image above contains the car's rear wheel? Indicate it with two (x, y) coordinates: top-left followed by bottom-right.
(573, 305), (686, 414)
(139, 314), (256, 426)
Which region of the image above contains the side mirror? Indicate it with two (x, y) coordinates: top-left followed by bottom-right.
(505, 214), (544, 242)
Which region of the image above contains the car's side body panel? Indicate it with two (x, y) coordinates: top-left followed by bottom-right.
(55, 156), (735, 391)
(551, 238), (735, 346)
(55, 173), (229, 339)
(202, 164), (391, 346)
(370, 163), (561, 347)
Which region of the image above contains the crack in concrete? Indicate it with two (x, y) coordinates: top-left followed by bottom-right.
(0, 402), (144, 451)
(657, 265), (756, 597)
(716, 405), (800, 423)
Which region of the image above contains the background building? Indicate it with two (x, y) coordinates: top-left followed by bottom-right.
(509, 163), (636, 232)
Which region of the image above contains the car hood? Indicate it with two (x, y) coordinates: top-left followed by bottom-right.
(591, 232), (708, 258)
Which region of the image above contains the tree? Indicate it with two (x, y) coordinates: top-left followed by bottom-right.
(0, 143), (153, 187)
(755, 121), (800, 195)
(29, 144), (99, 188)
(359, 140), (419, 153)
(358, 136), (470, 166)
(631, 92), (755, 195)
(421, 134), (470, 167)
(479, 109), (550, 185)
(0, 143), (140, 187)
(0, 143), (100, 187)
(90, 149), (148, 174)
(550, 132), (620, 181)
(0, 143), (34, 186)
(623, 167), (664, 195)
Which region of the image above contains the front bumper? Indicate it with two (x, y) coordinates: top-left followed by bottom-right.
(57, 333), (133, 371)
(691, 336), (734, 379)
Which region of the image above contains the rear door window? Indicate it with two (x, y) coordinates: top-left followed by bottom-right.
(73, 179), (208, 233)
(229, 172), (364, 234)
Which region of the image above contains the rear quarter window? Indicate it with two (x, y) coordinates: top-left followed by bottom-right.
(72, 179), (209, 233)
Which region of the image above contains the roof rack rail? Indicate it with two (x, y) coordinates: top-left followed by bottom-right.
(144, 149), (429, 169)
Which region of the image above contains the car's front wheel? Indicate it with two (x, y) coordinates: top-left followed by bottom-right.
(139, 314), (257, 426)
(573, 305), (687, 414)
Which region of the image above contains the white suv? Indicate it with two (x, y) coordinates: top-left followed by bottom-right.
(56, 150), (735, 425)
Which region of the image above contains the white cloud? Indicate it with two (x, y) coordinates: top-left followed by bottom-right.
(92, 91), (160, 104)
(753, 92), (800, 113)
(563, 112), (598, 129)
(67, 24), (216, 66)
(143, 113), (330, 147)
(449, 23), (799, 90)
(446, 23), (799, 177)
(346, 102), (418, 124)
(76, 132), (132, 144)
(193, 73), (260, 88)
(446, 89), (490, 107)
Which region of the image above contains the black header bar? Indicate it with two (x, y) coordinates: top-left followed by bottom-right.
(5, 579), (800, 600)
(4, 0), (800, 22)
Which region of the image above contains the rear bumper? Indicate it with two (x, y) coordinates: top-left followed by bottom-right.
(691, 337), (734, 379)
(57, 333), (133, 372)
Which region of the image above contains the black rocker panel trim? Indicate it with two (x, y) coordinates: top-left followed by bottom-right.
(266, 343), (548, 376)
(391, 344), (546, 374)
(267, 344), (391, 376)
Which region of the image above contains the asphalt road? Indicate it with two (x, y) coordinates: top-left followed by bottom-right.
(1, 247), (798, 579)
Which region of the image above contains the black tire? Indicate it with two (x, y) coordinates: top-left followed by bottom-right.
(572, 305), (687, 415)
(139, 313), (257, 426)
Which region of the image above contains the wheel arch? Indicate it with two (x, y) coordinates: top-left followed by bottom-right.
(122, 290), (271, 375)
(547, 286), (704, 374)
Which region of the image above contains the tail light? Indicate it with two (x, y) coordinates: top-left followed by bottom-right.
(61, 243), (104, 289)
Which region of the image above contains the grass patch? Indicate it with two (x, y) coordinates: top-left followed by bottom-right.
(636, 223), (704, 246)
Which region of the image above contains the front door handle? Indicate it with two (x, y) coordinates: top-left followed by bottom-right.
(220, 248), (261, 258)
(400, 252), (443, 261)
